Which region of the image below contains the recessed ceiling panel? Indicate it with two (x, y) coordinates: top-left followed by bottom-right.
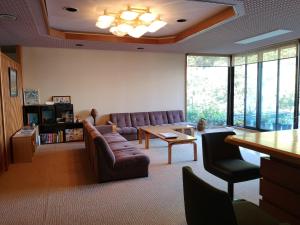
(45, 0), (229, 37)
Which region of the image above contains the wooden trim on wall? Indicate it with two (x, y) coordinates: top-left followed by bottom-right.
(40, 0), (237, 45)
(0, 53), (8, 171)
(0, 53), (24, 171)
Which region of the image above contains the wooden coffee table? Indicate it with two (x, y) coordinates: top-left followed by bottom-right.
(139, 125), (197, 164)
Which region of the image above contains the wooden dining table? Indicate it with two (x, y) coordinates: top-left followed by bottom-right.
(225, 129), (300, 225)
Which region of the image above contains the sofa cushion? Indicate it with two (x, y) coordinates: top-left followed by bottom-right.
(102, 133), (127, 143)
(167, 110), (185, 123)
(95, 125), (113, 134)
(116, 127), (137, 135)
(111, 113), (132, 128)
(114, 150), (150, 169)
(131, 112), (151, 127)
(149, 111), (168, 125)
(110, 141), (136, 151)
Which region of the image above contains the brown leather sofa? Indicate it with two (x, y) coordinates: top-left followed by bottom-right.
(83, 120), (150, 182)
(109, 110), (192, 140)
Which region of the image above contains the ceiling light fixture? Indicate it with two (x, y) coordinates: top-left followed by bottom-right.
(235, 29), (292, 44)
(63, 7), (78, 12)
(95, 6), (167, 38)
(0, 13), (17, 21)
(177, 19), (187, 23)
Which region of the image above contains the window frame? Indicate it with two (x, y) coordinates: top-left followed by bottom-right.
(186, 41), (300, 131)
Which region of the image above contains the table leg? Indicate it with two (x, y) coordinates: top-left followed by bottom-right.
(168, 144), (172, 164)
(193, 142), (198, 161)
(145, 132), (150, 149)
(191, 128), (195, 137)
(138, 129), (142, 144)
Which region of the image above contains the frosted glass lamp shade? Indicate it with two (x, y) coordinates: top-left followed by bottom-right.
(148, 20), (167, 33)
(96, 15), (115, 29)
(139, 12), (156, 23)
(120, 10), (139, 20)
(128, 25), (148, 38)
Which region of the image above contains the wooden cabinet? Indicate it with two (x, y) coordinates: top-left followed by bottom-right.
(12, 127), (38, 163)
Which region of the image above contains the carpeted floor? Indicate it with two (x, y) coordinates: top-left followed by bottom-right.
(0, 128), (262, 225)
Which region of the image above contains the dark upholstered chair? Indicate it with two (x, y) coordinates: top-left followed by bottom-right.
(182, 166), (289, 225)
(201, 131), (260, 200)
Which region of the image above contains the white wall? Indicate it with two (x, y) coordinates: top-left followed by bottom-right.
(22, 47), (185, 122)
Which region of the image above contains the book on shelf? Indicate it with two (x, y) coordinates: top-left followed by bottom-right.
(159, 132), (178, 139)
(40, 133), (60, 144)
(65, 128), (83, 142)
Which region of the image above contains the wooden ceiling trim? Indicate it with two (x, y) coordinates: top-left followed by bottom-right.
(175, 6), (236, 42)
(40, 0), (237, 45)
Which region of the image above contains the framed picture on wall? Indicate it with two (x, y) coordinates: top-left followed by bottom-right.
(52, 96), (71, 104)
(24, 89), (40, 105)
(9, 68), (18, 97)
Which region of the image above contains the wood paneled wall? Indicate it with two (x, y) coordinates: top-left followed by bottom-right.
(0, 53), (23, 172)
(0, 54), (4, 172)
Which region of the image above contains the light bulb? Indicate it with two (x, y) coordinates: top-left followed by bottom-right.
(128, 25), (148, 38)
(96, 15), (115, 29)
(120, 10), (139, 21)
(139, 12), (156, 23)
(148, 20), (167, 32)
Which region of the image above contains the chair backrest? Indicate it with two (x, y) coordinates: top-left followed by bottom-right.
(201, 131), (242, 169)
(182, 166), (238, 225)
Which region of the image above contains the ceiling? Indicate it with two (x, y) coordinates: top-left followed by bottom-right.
(0, 0), (300, 54)
(46, 0), (229, 37)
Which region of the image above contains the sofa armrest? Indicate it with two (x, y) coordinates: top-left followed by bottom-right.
(95, 125), (113, 134)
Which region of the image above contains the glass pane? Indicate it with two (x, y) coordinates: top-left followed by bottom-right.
(245, 64), (257, 127)
(247, 54), (258, 64)
(233, 56), (246, 66)
(186, 65), (228, 127)
(261, 61), (278, 130)
(278, 58), (296, 130)
(280, 46), (297, 59)
(233, 65), (245, 126)
(187, 55), (229, 67)
(263, 49), (278, 62)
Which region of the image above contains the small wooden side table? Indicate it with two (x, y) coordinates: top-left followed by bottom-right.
(12, 127), (38, 163)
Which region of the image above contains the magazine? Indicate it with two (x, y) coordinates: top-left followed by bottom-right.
(159, 132), (178, 139)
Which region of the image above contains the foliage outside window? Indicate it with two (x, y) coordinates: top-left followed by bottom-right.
(233, 43), (297, 130)
(186, 55), (229, 127)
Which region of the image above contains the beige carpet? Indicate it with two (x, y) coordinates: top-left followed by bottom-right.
(0, 129), (261, 225)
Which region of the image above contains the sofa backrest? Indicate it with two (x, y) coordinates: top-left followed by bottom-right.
(111, 113), (132, 128)
(93, 134), (116, 168)
(167, 110), (185, 123)
(83, 120), (116, 179)
(130, 112), (151, 127)
(149, 111), (168, 125)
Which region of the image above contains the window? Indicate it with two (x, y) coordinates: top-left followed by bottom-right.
(245, 63), (258, 127)
(186, 55), (230, 127)
(233, 44), (297, 130)
(233, 65), (245, 126)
